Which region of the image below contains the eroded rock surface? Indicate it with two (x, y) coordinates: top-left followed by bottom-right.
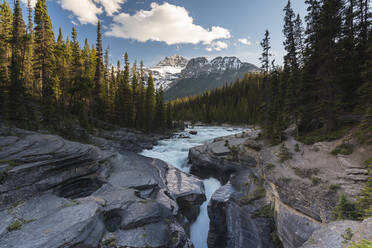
(187, 127), (372, 248)
(0, 127), (205, 248)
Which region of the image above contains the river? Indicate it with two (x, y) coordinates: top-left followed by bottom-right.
(140, 126), (245, 248)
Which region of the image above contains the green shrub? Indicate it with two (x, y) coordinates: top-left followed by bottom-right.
(279, 177), (291, 183)
(311, 176), (320, 186)
(265, 163), (275, 171)
(224, 140), (229, 147)
(7, 220), (22, 232)
(252, 205), (274, 218)
(294, 144), (300, 152)
(0, 160), (21, 167)
(279, 143), (292, 162)
(228, 145), (240, 162)
(341, 228), (353, 245)
(350, 239), (372, 248)
(329, 184), (341, 192)
(356, 159), (372, 219)
(293, 167), (320, 178)
(297, 126), (352, 145)
(331, 143), (354, 155)
(240, 186), (266, 205)
(333, 194), (359, 220)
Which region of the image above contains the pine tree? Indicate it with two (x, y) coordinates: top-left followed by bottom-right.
(131, 61), (138, 126)
(283, 0), (298, 70)
(122, 52), (132, 126)
(0, 0), (13, 114)
(34, 0), (56, 124)
(8, 0), (28, 126)
(24, 0), (34, 93)
(93, 20), (104, 119)
(259, 30), (272, 74)
(154, 86), (165, 129)
(294, 14), (305, 67)
(145, 72), (156, 131)
(166, 103), (173, 130)
(136, 61), (145, 129)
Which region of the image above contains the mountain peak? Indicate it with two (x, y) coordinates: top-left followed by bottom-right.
(156, 55), (188, 68)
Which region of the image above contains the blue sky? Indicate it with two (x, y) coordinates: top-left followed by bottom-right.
(15, 0), (307, 67)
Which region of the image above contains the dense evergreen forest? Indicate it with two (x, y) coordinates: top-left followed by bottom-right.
(173, 0), (372, 144)
(0, 0), (171, 134)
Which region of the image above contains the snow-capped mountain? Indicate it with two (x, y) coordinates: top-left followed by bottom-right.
(180, 56), (256, 78)
(147, 55), (188, 90)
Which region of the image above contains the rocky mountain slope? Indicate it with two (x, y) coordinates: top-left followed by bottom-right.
(188, 128), (372, 248)
(0, 126), (206, 248)
(147, 55), (188, 90)
(146, 55), (259, 100)
(164, 56), (259, 100)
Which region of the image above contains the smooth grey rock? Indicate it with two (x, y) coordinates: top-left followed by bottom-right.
(208, 182), (276, 248)
(301, 218), (372, 248)
(0, 202), (105, 248)
(189, 134), (257, 184)
(0, 127), (205, 248)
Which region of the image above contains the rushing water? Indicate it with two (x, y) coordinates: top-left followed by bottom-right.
(140, 126), (245, 248)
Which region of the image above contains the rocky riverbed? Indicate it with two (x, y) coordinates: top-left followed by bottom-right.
(0, 126), (205, 248)
(0, 123), (371, 248)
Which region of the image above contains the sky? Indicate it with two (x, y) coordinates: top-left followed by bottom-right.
(14, 0), (308, 67)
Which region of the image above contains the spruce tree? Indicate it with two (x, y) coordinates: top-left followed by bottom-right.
(122, 52), (132, 126)
(131, 61), (138, 126)
(8, 0), (27, 126)
(154, 87), (165, 129)
(294, 14), (305, 67)
(145, 72), (156, 131)
(135, 61), (146, 129)
(34, 0), (56, 124)
(259, 30), (272, 74)
(24, 0), (34, 94)
(0, 0), (13, 114)
(283, 0), (298, 70)
(93, 20), (104, 119)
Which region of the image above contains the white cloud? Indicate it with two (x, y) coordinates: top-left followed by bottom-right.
(21, 0), (37, 8)
(94, 0), (126, 16)
(238, 38), (252, 46)
(206, 41), (228, 52)
(106, 2), (231, 46)
(58, 0), (103, 24)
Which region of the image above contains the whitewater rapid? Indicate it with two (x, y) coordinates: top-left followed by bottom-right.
(140, 126), (245, 248)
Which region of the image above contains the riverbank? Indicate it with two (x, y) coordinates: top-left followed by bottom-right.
(188, 126), (372, 248)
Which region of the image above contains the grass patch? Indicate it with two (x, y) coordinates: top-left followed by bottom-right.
(311, 176), (321, 186)
(331, 143), (354, 156)
(7, 220), (22, 232)
(102, 236), (116, 246)
(265, 163), (275, 171)
(279, 177), (291, 183)
(279, 143), (292, 162)
(228, 145), (240, 162)
(252, 205), (274, 218)
(293, 167), (320, 178)
(0, 160), (21, 167)
(364, 158), (372, 168)
(240, 186), (266, 205)
(350, 239), (372, 248)
(297, 126), (352, 145)
(333, 194), (359, 220)
(329, 184), (341, 192)
(294, 144), (300, 152)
